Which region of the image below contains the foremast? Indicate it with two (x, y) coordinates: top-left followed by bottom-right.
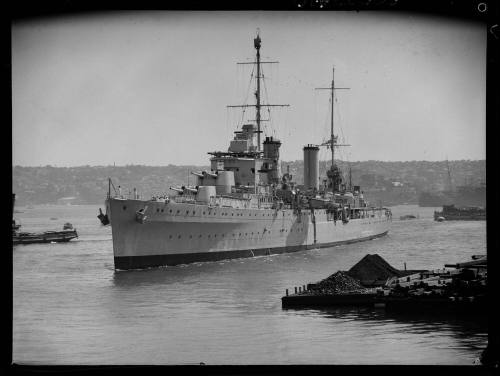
(227, 31), (289, 153)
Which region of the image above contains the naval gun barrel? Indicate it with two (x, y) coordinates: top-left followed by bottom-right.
(169, 187), (183, 193)
(184, 187), (198, 193)
(203, 171), (218, 178)
(191, 171), (204, 177)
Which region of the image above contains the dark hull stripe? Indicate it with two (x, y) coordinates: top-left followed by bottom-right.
(114, 231), (389, 270)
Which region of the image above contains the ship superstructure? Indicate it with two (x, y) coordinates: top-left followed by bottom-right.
(107, 33), (392, 270)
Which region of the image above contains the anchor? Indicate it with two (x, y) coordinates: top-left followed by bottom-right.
(135, 206), (148, 224)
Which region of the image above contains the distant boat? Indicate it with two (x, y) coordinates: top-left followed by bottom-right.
(434, 205), (485, 221)
(13, 226), (78, 245)
(50, 217), (58, 220)
(399, 214), (417, 220)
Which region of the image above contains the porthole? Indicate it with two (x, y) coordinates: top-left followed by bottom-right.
(215, 234), (217, 238)
(189, 235), (192, 239)
(178, 235), (181, 239)
(169, 209), (172, 213)
(192, 211), (195, 215)
(157, 208), (160, 213)
(169, 235), (173, 239)
(203, 212), (206, 215)
(208, 235), (211, 238)
(186, 210), (189, 214)
(123, 206), (127, 211)
(199, 234), (202, 238)
(177, 210), (180, 214)
(161, 209), (164, 212)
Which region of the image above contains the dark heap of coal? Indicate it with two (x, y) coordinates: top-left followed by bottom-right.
(310, 271), (368, 294)
(346, 254), (403, 286)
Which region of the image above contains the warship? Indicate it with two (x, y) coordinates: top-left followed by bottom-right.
(107, 33), (392, 270)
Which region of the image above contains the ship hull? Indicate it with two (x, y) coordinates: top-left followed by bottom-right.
(109, 198), (391, 270)
(114, 231), (388, 269)
(13, 230), (78, 245)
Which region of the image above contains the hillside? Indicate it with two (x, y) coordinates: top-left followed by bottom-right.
(12, 160), (485, 206)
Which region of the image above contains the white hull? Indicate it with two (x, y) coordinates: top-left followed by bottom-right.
(109, 197), (391, 269)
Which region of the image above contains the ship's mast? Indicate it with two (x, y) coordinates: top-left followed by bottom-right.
(255, 34), (262, 150)
(315, 66), (350, 191)
(330, 67), (335, 169)
(446, 158), (453, 192)
(228, 32), (289, 152)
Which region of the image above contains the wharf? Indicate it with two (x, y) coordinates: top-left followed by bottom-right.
(281, 254), (487, 312)
(282, 290), (486, 312)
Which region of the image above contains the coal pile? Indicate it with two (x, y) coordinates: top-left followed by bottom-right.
(346, 254), (403, 286)
(309, 271), (369, 295)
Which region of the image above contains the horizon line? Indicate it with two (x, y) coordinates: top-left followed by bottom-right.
(12, 159), (486, 168)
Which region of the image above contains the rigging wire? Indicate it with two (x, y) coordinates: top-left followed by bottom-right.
(238, 62), (256, 127)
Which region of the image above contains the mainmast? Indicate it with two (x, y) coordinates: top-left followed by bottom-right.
(228, 31), (289, 152)
(330, 66), (335, 169)
(315, 66), (350, 191)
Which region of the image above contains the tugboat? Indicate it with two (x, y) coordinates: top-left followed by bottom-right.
(105, 33), (392, 270)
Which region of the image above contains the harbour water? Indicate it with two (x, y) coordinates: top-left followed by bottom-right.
(12, 204), (487, 365)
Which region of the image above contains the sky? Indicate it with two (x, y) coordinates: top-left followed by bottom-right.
(12, 11), (486, 166)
